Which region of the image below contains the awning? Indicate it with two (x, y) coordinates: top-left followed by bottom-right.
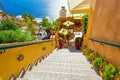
(68, 0), (91, 14)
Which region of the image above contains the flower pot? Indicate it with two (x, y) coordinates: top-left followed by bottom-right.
(75, 37), (81, 50)
(75, 42), (80, 50)
(58, 41), (63, 49)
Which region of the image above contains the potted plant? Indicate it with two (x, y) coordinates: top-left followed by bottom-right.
(75, 37), (81, 50)
(58, 37), (63, 49)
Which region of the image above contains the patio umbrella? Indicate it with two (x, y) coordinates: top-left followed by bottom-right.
(59, 28), (69, 36)
(59, 28), (65, 33)
(63, 20), (74, 27)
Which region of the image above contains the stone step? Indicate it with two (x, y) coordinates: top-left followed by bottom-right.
(23, 71), (102, 80)
(32, 65), (94, 71)
(39, 61), (92, 67)
(44, 57), (87, 60)
(36, 62), (93, 69)
(42, 60), (89, 64)
(16, 78), (41, 80)
(49, 53), (83, 57)
(32, 67), (97, 75)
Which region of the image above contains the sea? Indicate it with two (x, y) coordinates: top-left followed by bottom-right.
(0, 0), (69, 20)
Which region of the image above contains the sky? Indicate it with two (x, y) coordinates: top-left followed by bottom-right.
(0, 0), (69, 19)
(48, 0), (69, 19)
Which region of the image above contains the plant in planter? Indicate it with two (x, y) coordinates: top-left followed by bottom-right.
(103, 64), (118, 80)
(75, 37), (81, 50)
(58, 37), (63, 49)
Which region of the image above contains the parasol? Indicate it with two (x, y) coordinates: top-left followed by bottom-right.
(63, 20), (74, 27)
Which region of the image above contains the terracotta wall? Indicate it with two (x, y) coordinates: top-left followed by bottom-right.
(88, 0), (120, 67)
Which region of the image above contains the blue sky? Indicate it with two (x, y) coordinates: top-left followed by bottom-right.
(0, 0), (69, 19)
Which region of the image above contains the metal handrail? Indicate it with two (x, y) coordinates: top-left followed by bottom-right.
(0, 40), (53, 50)
(89, 38), (120, 48)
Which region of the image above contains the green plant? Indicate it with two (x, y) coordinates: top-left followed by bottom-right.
(27, 21), (33, 30)
(22, 13), (35, 22)
(82, 14), (89, 35)
(75, 37), (81, 42)
(82, 48), (87, 54)
(53, 18), (60, 29)
(93, 57), (105, 68)
(115, 68), (120, 79)
(88, 52), (94, 61)
(0, 20), (19, 30)
(0, 30), (34, 44)
(84, 48), (93, 57)
(103, 64), (118, 80)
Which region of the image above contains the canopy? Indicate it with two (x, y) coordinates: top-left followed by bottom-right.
(68, 0), (91, 14)
(63, 20), (74, 27)
(59, 28), (69, 36)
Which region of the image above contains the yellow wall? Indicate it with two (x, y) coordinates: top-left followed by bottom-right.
(83, 7), (94, 47)
(0, 40), (56, 80)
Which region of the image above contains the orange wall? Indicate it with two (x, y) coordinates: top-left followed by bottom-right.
(83, 7), (94, 46)
(90, 0), (120, 43)
(88, 0), (120, 67)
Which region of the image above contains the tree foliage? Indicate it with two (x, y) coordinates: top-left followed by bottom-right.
(0, 20), (35, 43)
(53, 18), (60, 29)
(22, 13), (35, 22)
(82, 14), (89, 35)
(40, 18), (52, 32)
(0, 20), (19, 30)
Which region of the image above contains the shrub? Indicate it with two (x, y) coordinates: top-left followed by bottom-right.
(0, 30), (34, 43)
(0, 20), (19, 30)
(93, 57), (105, 68)
(88, 52), (94, 61)
(103, 64), (118, 80)
(82, 48), (87, 54)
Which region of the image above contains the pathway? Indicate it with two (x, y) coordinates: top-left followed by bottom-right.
(17, 49), (102, 80)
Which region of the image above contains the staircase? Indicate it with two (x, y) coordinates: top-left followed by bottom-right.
(17, 49), (102, 80)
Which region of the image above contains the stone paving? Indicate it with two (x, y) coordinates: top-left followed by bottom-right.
(17, 49), (102, 80)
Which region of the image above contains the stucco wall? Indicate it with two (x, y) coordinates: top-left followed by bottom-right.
(88, 0), (120, 67)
